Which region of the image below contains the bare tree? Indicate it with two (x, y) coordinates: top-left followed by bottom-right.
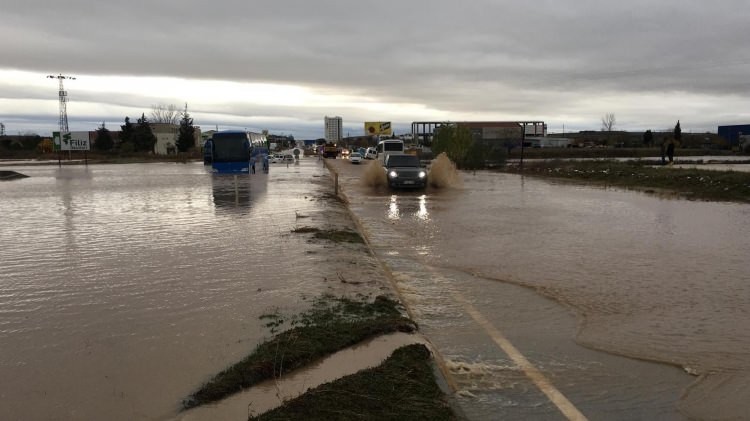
(601, 113), (616, 132)
(150, 103), (179, 125)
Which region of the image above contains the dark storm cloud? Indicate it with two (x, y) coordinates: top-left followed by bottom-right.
(2, 0), (750, 134)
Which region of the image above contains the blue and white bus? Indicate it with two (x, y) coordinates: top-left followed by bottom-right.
(206, 130), (267, 174)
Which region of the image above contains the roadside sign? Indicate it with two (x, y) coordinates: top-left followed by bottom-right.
(53, 131), (90, 151)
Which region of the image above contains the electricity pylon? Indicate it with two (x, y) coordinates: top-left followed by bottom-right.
(47, 74), (76, 132)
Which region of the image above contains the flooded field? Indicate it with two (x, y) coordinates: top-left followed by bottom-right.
(0, 160), (385, 420)
(330, 157), (750, 420)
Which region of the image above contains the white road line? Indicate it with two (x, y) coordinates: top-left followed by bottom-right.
(452, 291), (589, 421)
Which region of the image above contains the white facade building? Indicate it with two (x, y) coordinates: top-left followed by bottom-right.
(151, 123), (202, 154)
(324, 116), (342, 143)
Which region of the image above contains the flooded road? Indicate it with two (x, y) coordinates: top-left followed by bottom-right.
(3, 156), (748, 420)
(330, 158), (750, 420)
(0, 159), (386, 420)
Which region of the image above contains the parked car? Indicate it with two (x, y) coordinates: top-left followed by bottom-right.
(270, 154), (283, 163)
(283, 154), (294, 162)
(350, 152), (362, 164)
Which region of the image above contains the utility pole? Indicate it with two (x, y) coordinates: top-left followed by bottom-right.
(47, 74), (76, 132)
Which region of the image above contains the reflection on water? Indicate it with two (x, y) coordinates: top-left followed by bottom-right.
(211, 174), (252, 210)
(388, 195), (399, 220)
(386, 194), (430, 222)
(0, 161), (335, 420)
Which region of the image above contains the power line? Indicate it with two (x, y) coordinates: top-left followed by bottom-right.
(47, 74), (76, 132)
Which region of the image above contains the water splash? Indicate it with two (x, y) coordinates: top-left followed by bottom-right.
(361, 159), (387, 188)
(428, 153), (462, 189)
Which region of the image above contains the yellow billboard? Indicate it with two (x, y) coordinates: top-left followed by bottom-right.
(364, 121), (392, 136)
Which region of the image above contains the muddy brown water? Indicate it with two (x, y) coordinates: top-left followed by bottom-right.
(3, 157), (749, 420)
(0, 160), (391, 420)
(330, 157), (750, 420)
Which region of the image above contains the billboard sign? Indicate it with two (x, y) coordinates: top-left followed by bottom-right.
(54, 131), (91, 151)
(364, 121), (392, 136)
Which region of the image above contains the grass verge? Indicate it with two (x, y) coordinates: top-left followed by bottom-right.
(504, 160), (750, 203)
(183, 295), (416, 409)
(249, 343), (457, 420)
(292, 227), (365, 243)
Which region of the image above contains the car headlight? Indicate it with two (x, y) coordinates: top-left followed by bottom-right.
(389, 171), (398, 178)
(418, 171), (426, 178)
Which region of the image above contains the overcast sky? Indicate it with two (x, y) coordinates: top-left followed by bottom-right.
(1, 0), (749, 139)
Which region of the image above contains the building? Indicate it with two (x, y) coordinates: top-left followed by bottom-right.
(718, 124), (750, 148)
(411, 121), (546, 148)
(149, 123), (202, 154)
(151, 123), (178, 154)
(324, 116), (342, 143)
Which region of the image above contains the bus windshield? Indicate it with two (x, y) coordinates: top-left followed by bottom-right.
(212, 132), (249, 162)
(383, 141), (403, 152)
(386, 155), (419, 167)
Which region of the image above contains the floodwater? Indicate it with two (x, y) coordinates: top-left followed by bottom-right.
(4, 156), (749, 420)
(0, 159), (376, 420)
(330, 157), (750, 420)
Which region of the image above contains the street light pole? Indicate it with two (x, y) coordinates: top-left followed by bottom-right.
(519, 122), (526, 169)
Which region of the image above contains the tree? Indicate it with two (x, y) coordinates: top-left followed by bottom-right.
(601, 113), (616, 132)
(176, 103), (195, 152)
(674, 120), (682, 145)
(134, 113), (157, 153)
(119, 116), (135, 150)
(150, 103), (179, 125)
(431, 124), (474, 167)
(95, 122), (114, 151)
(643, 129), (653, 147)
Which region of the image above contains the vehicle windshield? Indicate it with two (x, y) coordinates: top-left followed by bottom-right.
(383, 142), (403, 152)
(387, 155), (420, 167)
(212, 133), (249, 162)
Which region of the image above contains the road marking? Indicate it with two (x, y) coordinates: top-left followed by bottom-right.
(452, 291), (589, 421)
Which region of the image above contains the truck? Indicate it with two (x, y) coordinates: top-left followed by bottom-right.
(383, 154), (428, 189)
(323, 142), (338, 158)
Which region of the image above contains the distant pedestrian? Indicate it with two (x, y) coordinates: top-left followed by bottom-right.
(667, 140), (675, 165)
(660, 139), (667, 165)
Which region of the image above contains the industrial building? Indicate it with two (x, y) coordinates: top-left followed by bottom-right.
(718, 124), (750, 148)
(411, 121), (547, 148)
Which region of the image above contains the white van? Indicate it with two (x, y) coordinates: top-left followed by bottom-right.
(364, 147), (377, 160)
(376, 139), (405, 164)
